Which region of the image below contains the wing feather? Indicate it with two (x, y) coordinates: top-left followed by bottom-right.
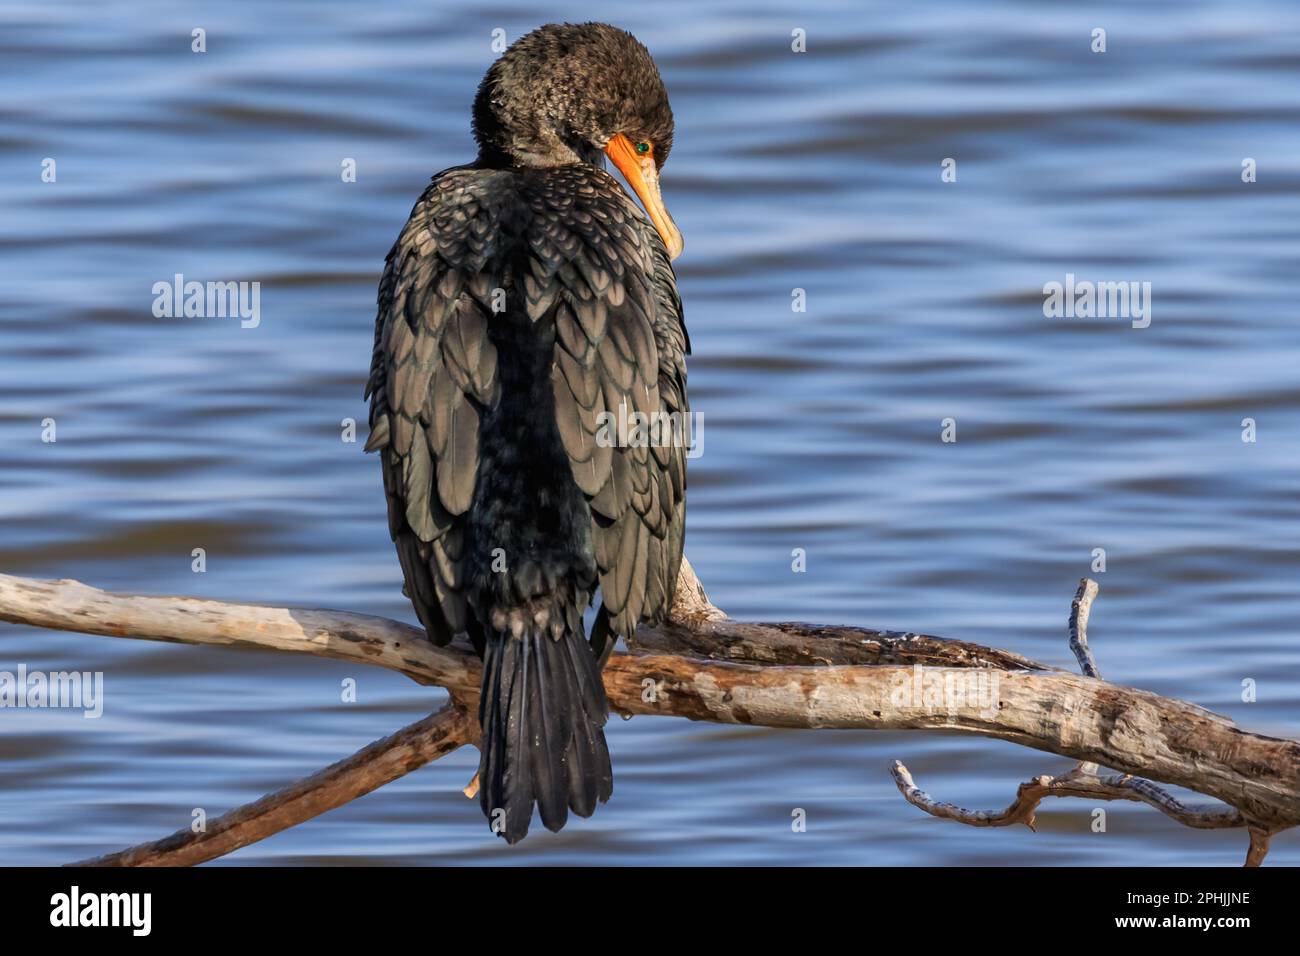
(532, 165), (689, 640)
(365, 168), (510, 645)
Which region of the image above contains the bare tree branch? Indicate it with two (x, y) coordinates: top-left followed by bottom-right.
(72, 699), (476, 867)
(1, 560), (1295, 865)
(884, 577), (1279, 865)
(891, 762), (1244, 832)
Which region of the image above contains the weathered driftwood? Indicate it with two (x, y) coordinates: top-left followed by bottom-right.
(888, 583), (1255, 842)
(0, 560), (1295, 866)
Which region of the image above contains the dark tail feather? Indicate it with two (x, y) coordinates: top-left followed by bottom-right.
(478, 624), (612, 843)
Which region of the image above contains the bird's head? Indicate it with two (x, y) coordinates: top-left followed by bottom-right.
(472, 22), (683, 259)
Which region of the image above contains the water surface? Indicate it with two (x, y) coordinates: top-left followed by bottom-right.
(1, 0), (1297, 865)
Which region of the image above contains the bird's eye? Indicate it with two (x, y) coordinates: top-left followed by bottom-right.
(634, 141), (651, 155)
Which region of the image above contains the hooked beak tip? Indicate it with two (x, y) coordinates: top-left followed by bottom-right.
(666, 234), (684, 261)
(604, 134), (684, 262)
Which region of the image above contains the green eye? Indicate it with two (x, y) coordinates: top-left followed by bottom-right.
(634, 141), (650, 155)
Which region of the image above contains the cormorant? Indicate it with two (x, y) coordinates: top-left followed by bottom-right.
(364, 22), (689, 843)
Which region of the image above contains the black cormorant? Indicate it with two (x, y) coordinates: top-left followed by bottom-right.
(364, 22), (689, 843)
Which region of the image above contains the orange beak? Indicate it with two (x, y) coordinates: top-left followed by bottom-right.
(604, 133), (684, 260)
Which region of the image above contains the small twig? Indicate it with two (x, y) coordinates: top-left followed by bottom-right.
(891, 761), (1045, 829)
(462, 772), (481, 800)
(1242, 832), (1274, 868)
(891, 761), (1245, 833)
(1069, 578), (1101, 775)
(1245, 828), (1272, 867)
(1069, 578), (1101, 679)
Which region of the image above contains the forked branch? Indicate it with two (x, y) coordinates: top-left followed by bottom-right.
(888, 578), (1282, 865)
(0, 561), (1294, 866)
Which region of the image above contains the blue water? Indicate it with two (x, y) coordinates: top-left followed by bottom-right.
(1, 0), (1297, 865)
